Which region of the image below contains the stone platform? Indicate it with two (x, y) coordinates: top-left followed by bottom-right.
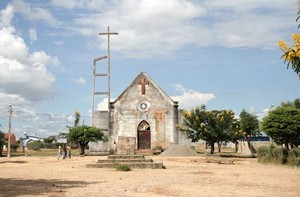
(86, 155), (164, 169)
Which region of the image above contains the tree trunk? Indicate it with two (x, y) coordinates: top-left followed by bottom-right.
(235, 141), (238, 153)
(218, 142), (221, 153)
(246, 137), (254, 158)
(210, 141), (215, 154)
(79, 143), (85, 155)
(284, 141), (289, 150)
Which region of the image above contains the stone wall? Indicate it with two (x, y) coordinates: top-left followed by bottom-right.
(92, 111), (109, 132)
(90, 111), (110, 155)
(117, 136), (136, 155)
(238, 141), (272, 155)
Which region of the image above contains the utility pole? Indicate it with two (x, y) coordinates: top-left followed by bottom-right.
(7, 104), (12, 158)
(92, 26), (118, 134)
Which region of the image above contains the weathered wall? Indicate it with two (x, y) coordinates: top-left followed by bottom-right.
(117, 136), (136, 155)
(90, 111), (110, 154)
(177, 109), (192, 145)
(238, 141), (272, 155)
(92, 111), (109, 132)
(111, 73), (178, 150)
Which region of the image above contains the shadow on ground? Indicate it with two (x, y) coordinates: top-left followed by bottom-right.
(219, 154), (255, 158)
(0, 161), (27, 164)
(0, 178), (98, 197)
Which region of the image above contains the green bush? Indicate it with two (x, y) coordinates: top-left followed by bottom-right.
(288, 148), (300, 165)
(10, 143), (19, 151)
(257, 146), (300, 166)
(116, 164), (132, 171)
(28, 141), (45, 151)
(43, 143), (60, 149)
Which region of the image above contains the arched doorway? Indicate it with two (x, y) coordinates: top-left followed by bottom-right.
(137, 121), (151, 150)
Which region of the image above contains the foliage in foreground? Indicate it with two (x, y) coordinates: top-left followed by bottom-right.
(262, 99), (300, 149)
(239, 109), (260, 157)
(179, 105), (239, 154)
(67, 125), (107, 155)
(278, 33), (300, 78)
(116, 164), (132, 171)
(278, 11), (300, 78)
(257, 146), (300, 166)
(0, 131), (5, 156)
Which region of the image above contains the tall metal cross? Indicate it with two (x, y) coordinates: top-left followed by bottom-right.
(98, 26), (118, 133)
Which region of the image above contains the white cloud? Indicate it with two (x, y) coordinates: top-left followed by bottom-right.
(96, 97), (115, 111)
(70, 76), (87, 85)
(28, 28), (37, 43)
(171, 84), (215, 110)
(0, 92), (28, 110)
(0, 5), (14, 27)
(60, 0), (296, 58)
(11, 0), (58, 25)
(0, 5), (59, 103)
(11, 0), (296, 58)
(4, 106), (74, 138)
(51, 0), (107, 10)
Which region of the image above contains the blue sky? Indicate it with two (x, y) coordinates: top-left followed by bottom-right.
(0, 0), (299, 139)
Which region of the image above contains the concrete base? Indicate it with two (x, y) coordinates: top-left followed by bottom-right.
(86, 155), (164, 169)
(86, 151), (110, 156)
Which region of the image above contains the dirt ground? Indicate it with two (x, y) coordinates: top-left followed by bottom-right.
(0, 155), (299, 197)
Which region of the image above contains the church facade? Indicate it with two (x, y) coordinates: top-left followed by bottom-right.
(91, 72), (189, 154)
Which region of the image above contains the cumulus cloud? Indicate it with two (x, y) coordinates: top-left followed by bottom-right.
(6, 106), (74, 138)
(11, 0), (58, 25)
(96, 97), (115, 111)
(28, 28), (37, 43)
(0, 5), (59, 104)
(51, 0), (107, 10)
(54, 0), (296, 58)
(70, 76), (87, 85)
(171, 84), (215, 110)
(13, 0), (295, 58)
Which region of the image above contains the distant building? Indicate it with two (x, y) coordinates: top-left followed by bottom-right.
(3, 133), (16, 144)
(2, 133), (16, 152)
(22, 132), (44, 149)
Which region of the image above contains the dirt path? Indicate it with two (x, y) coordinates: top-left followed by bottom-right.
(0, 155), (299, 197)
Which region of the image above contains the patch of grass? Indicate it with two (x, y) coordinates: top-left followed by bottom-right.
(257, 146), (300, 166)
(116, 164), (132, 171)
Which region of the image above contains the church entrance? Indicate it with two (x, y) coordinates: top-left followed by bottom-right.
(137, 121), (151, 150)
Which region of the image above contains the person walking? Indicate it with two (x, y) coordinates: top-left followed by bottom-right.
(57, 145), (63, 160)
(66, 145), (71, 159)
(62, 145), (67, 159)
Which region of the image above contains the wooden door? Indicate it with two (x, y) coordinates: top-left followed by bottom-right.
(137, 121), (151, 150)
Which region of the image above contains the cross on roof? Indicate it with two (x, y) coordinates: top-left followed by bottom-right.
(138, 78), (149, 95)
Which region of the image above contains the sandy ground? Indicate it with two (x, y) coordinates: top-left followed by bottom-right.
(0, 155), (300, 197)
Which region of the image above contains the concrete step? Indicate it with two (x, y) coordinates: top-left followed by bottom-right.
(135, 149), (155, 155)
(107, 155), (145, 160)
(86, 162), (164, 169)
(97, 158), (153, 163)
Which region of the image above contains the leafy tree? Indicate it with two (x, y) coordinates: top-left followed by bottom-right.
(278, 11), (300, 78)
(43, 135), (56, 144)
(262, 104), (300, 149)
(0, 131), (5, 156)
(74, 110), (80, 126)
(214, 109), (239, 152)
(180, 105), (238, 154)
(67, 125), (107, 155)
(239, 110), (259, 157)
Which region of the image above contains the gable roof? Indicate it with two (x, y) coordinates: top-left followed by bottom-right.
(111, 72), (177, 106)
